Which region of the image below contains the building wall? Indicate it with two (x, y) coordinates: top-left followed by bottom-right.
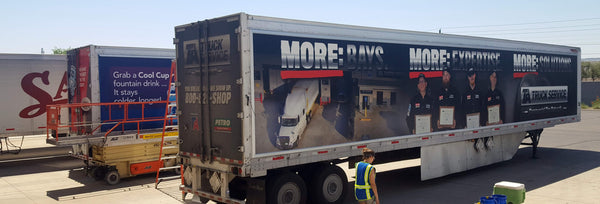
(582, 82), (600, 105)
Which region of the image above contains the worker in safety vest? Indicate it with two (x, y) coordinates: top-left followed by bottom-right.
(355, 148), (380, 204)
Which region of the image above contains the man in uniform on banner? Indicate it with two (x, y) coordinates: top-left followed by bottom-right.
(407, 73), (435, 134)
(483, 71), (504, 125)
(462, 68), (484, 129)
(436, 69), (460, 130)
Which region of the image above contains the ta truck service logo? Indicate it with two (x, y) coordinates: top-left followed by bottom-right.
(183, 34), (231, 68)
(520, 86), (568, 106)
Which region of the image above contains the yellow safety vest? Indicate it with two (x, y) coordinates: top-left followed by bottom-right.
(354, 161), (374, 200)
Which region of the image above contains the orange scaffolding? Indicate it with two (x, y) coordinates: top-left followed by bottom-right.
(46, 100), (177, 145)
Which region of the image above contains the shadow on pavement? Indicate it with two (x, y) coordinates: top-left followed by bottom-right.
(0, 156), (79, 177)
(342, 146), (600, 203)
(46, 168), (162, 201)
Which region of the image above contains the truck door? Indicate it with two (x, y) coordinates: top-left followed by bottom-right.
(175, 17), (243, 162)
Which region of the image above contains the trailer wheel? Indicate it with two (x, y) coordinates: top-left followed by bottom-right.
(310, 165), (347, 204)
(267, 172), (307, 204)
(105, 169), (120, 185)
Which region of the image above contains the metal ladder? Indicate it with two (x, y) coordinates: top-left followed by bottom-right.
(155, 60), (181, 188)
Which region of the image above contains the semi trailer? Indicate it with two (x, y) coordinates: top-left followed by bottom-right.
(0, 54), (67, 138)
(174, 13), (581, 204)
(0, 54), (68, 154)
(45, 45), (179, 184)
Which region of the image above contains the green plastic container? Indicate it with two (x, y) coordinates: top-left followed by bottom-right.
(493, 181), (526, 204)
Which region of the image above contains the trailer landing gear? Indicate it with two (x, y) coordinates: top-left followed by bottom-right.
(522, 129), (543, 158)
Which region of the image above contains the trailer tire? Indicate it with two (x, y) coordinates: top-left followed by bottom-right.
(105, 170), (120, 185)
(310, 165), (347, 204)
(267, 172), (307, 204)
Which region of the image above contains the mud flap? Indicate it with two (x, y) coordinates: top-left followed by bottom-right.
(246, 177), (266, 204)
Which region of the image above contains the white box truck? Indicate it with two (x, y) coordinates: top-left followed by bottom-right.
(174, 13), (581, 204)
(276, 79), (319, 149)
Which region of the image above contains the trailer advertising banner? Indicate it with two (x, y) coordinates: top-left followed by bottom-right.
(98, 56), (172, 131)
(67, 48), (92, 134)
(252, 33), (578, 153)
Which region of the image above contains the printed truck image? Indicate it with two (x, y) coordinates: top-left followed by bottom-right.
(276, 79), (319, 149)
(174, 13), (581, 204)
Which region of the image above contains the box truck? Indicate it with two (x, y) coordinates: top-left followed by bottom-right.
(276, 79), (320, 149)
(45, 45), (178, 184)
(174, 13), (580, 204)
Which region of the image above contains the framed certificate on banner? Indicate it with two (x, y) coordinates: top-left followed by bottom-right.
(466, 113), (480, 129)
(439, 106), (455, 126)
(487, 105), (500, 124)
(415, 114), (431, 134)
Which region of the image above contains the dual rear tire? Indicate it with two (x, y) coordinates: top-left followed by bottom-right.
(267, 164), (347, 204)
(309, 165), (347, 204)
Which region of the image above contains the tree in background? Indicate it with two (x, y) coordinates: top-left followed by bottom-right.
(51, 47), (70, 55)
(582, 62), (591, 80)
(592, 62), (600, 82)
(582, 61), (600, 81)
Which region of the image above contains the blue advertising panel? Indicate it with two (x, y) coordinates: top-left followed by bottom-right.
(98, 56), (172, 131)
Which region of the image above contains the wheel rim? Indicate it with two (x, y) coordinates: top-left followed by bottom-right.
(106, 171), (119, 185)
(278, 182), (301, 204)
(109, 174), (117, 182)
(322, 174), (343, 202)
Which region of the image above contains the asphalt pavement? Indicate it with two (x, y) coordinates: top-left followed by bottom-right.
(339, 110), (600, 204)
